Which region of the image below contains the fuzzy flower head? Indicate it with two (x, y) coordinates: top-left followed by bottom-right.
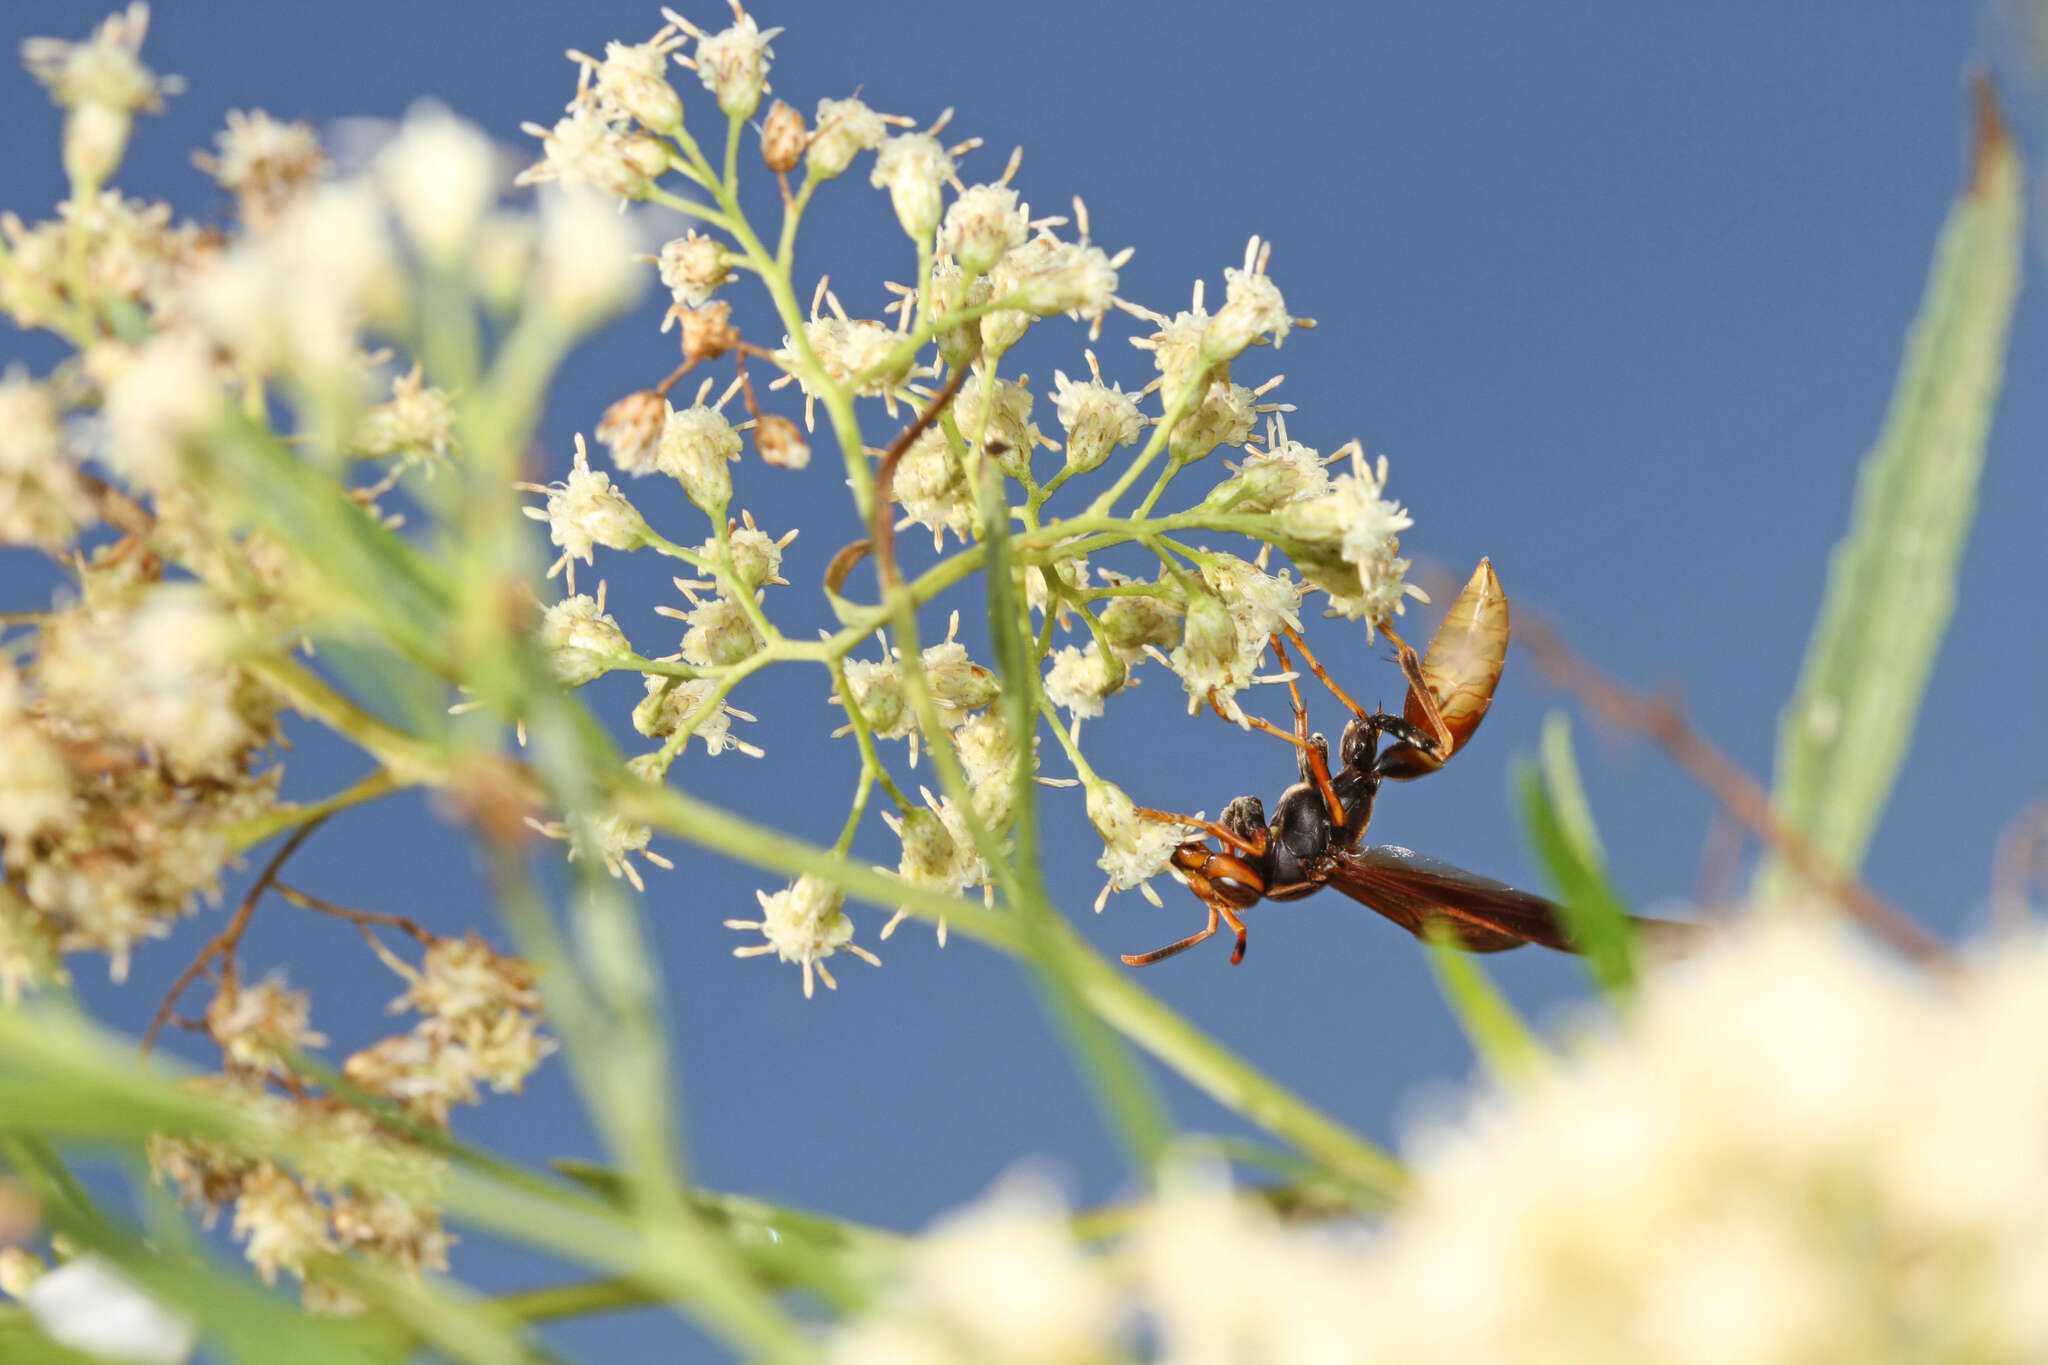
(1159, 577), (1284, 722)
(578, 22), (688, 134)
(726, 875), (879, 998)
(1205, 234), (1294, 359)
(955, 372), (1050, 482)
(537, 584), (629, 687)
(1276, 443), (1419, 627)
(1084, 778), (1191, 912)
(353, 362), (457, 468)
(198, 109), (325, 232)
(517, 95), (667, 202)
(796, 310), (913, 397)
(1206, 413), (1333, 514)
(1051, 354), (1144, 476)
(631, 676), (763, 758)
(21, 3), (183, 188)
(989, 232), (1129, 329)
(671, 1), (782, 120)
(205, 973), (326, 1078)
(655, 230), (734, 308)
(827, 1172), (1117, 1365)
(518, 435), (650, 589)
(942, 181), (1030, 278)
(890, 427), (976, 549)
(374, 101), (500, 266)
(533, 186), (645, 329)
(1042, 643), (1120, 724)
(36, 584), (270, 781)
(655, 379), (745, 510)
(807, 95), (895, 180)
(871, 128), (957, 244)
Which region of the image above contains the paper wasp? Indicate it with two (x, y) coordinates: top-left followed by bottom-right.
(1123, 560), (1693, 966)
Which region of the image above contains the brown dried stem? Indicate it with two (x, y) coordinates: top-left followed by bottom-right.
(272, 882), (435, 946)
(142, 816), (329, 1055)
(1517, 613), (1955, 972)
(870, 363), (971, 591)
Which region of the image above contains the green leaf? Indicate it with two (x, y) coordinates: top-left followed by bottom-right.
(1756, 83), (2024, 902)
(1512, 712), (1637, 995)
(1421, 932), (1550, 1091)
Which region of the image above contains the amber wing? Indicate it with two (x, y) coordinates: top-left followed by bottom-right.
(1321, 844), (1571, 951)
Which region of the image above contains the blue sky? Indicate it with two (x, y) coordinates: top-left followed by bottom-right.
(5, 2), (2045, 1358)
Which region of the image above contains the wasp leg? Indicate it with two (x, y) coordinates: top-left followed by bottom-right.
(1267, 635), (1346, 827)
(1222, 902), (1251, 964)
(1280, 623), (1372, 720)
(1134, 806), (1269, 860)
(1121, 903), (1220, 966)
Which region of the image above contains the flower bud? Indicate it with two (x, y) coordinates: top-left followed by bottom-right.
(691, 13), (780, 121)
(679, 594), (761, 668)
(63, 103), (134, 193)
(761, 100), (806, 173)
(539, 593), (629, 686)
(871, 132), (952, 244)
(941, 184), (1028, 278)
(657, 403), (742, 512)
(1168, 379), (1256, 463)
(1098, 594), (1183, 657)
(806, 96), (887, 181)
(677, 300), (739, 363)
(893, 806), (957, 887)
(842, 660), (908, 737)
(594, 39), (683, 135)
(924, 642), (1000, 716)
(657, 232), (734, 308)
(595, 390), (670, 477)
(1051, 370), (1143, 476)
(752, 414), (810, 470)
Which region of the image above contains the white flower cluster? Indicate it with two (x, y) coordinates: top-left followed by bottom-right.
(826, 919), (2048, 1362)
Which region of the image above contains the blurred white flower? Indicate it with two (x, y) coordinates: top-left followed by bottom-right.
(26, 1255), (196, 1365)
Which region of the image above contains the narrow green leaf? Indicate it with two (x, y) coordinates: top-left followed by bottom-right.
(981, 466), (1174, 1174)
(1422, 930), (1551, 1091)
(1757, 84), (2024, 901)
(1512, 712), (1637, 995)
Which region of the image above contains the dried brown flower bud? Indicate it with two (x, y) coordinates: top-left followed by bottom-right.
(677, 300), (739, 363)
(753, 414), (810, 469)
(761, 100), (806, 174)
(594, 389), (670, 475)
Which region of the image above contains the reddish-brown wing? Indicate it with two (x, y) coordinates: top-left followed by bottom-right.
(1319, 844), (1576, 953)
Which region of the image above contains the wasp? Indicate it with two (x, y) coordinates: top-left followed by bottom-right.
(1123, 561), (1693, 966)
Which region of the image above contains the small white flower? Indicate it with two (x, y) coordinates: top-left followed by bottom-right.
(1085, 779), (1189, 911)
(1277, 444), (1419, 627)
(533, 186), (646, 329)
(990, 235), (1127, 324)
(1051, 356), (1144, 476)
(26, 1254), (197, 1365)
(375, 101), (499, 264)
(656, 385), (745, 511)
(1043, 643), (1118, 723)
(674, 3), (782, 120)
(871, 131), (955, 243)
(726, 875), (878, 998)
(807, 95), (892, 181)
(100, 330), (223, 491)
(941, 183), (1029, 277)
(631, 675), (763, 757)
(518, 435), (650, 589)
(656, 230), (734, 307)
(581, 25), (688, 134)
(890, 428), (976, 549)
(1206, 234), (1292, 358)
(537, 585), (630, 686)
